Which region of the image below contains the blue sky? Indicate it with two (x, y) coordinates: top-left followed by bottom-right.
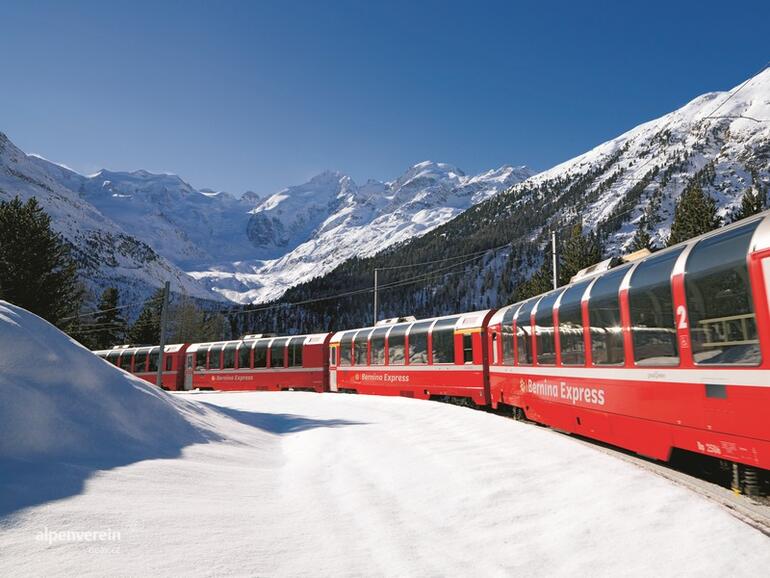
(1, 0), (768, 195)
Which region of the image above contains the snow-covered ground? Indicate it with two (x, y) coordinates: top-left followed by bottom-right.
(1, 300), (769, 576)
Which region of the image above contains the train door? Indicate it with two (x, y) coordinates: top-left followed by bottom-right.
(329, 345), (338, 392)
(184, 353), (194, 390)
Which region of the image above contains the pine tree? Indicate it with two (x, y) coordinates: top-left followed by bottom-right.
(630, 215), (652, 251)
(559, 223), (602, 285)
(129, 288), (163, 344)
(731, 186), (765, 223)
(92, 287), (127, 348)
(667, 183), (722, 246)
(0, 196), (82, 326)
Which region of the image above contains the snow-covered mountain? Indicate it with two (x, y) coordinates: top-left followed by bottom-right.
(1, 130), (532, 305)
(190, 161), (532, 302)
(516, 66), (770, 253)
(72, 168), (261, 267)
(0, 134), (224, 307)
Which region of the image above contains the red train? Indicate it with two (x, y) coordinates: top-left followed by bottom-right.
(94, 214), (770, 485)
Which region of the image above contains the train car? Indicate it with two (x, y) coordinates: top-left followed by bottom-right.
(487, 214), (770, 479)
(329, 310), (495, 405)
(185, 333), (331, 392)
(93, 343), (189, 390)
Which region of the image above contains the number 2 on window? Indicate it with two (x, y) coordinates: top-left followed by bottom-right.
(676, 305), (688, 330)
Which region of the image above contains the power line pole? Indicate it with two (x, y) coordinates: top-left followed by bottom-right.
(156, 281), (170, 388)
(373, 268), (379, 325)
(552, 230), (558, 290)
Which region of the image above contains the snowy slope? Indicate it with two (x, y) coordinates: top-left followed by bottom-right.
(191, 162), (532, 302)
(74, 169), (261, 267)
(0, 134), (222, 306)
(0, 301), (216, 464)
(17, 134), (531, 304)
(2, 381), (768, 575)
(511, 66), (770, 252)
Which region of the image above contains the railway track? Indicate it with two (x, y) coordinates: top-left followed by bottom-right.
(552, 428), (770, 536)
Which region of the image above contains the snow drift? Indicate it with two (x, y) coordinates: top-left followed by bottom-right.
(0, 300), (227, 516)
(0, 301), (216, 463)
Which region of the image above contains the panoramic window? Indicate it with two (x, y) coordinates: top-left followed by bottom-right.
(253, 341), (268, 368)
(119, 350), (134, 372)
(558, 281), (589, 365)
(629, 248), (683, 365)
(149, 347), (161, 372)
(588, 266), (629, 366)
(339, 331), (355, 366)
(369, 326), (389, 366)
(107, 350), (120, 366)
(223, 343), (237, 369)
(432, 316), (460, 364)
(388, 324), (408, 365)
(516, 301), (537, 365)
(408, 321), (433, 364)
(288, 337), (304, 367)
(269, 338), (287, 368)
(463, 333), (474, 364)
(502, 306), (516, 365)
(535, 291), (562, 365)
(239, 341), (254, 368)
(354, 329), (370, 365)
(208, 345), (223, 370)
(133, 347), (150, 372)
(685, 220), (761, 365)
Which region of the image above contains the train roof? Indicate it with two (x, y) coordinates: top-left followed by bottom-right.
(187, 332), (330, 353)
(93, 343), (185, 356)
(330, 309), (492, 342)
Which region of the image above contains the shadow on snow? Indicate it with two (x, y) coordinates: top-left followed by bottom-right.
(200, 402), (367, 435)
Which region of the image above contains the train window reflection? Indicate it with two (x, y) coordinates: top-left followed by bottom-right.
(369, 327), (389, 366)
(515, 301), (536, 365)
(432, 317), (460, 364)
(253, 341), (268, 368)
(502, 306), (516, 365)
(588, 266), (628, 366)
(288, 337), (304, 367)
(107, 350), (120, 366)
(134, 347), (150, 372)
(685, 220), (761, 365)
(629, 248), (683, 365)
(463, 333), (474, 364)
(339, 331), (355, 366)
(408, 321), (432, 365)
(208, 345), (223, 370)
(388, 325), (408, 365)
(535, 291), (561, 365)
(558, 281), (589, 365)
(269, 338), (287, 368)
(149, 347), (161, 372)
(119, 350), (134, 372)
(223, 343), (237, 369)
(354, 330), (370, 365)
(239, 341), (254, 368)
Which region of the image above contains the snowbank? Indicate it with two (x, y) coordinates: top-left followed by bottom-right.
(0, 301), (214, 463)
(0, 301), (229, 517)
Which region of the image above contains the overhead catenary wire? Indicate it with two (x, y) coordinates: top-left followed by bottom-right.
(61, 301), (141, 322)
